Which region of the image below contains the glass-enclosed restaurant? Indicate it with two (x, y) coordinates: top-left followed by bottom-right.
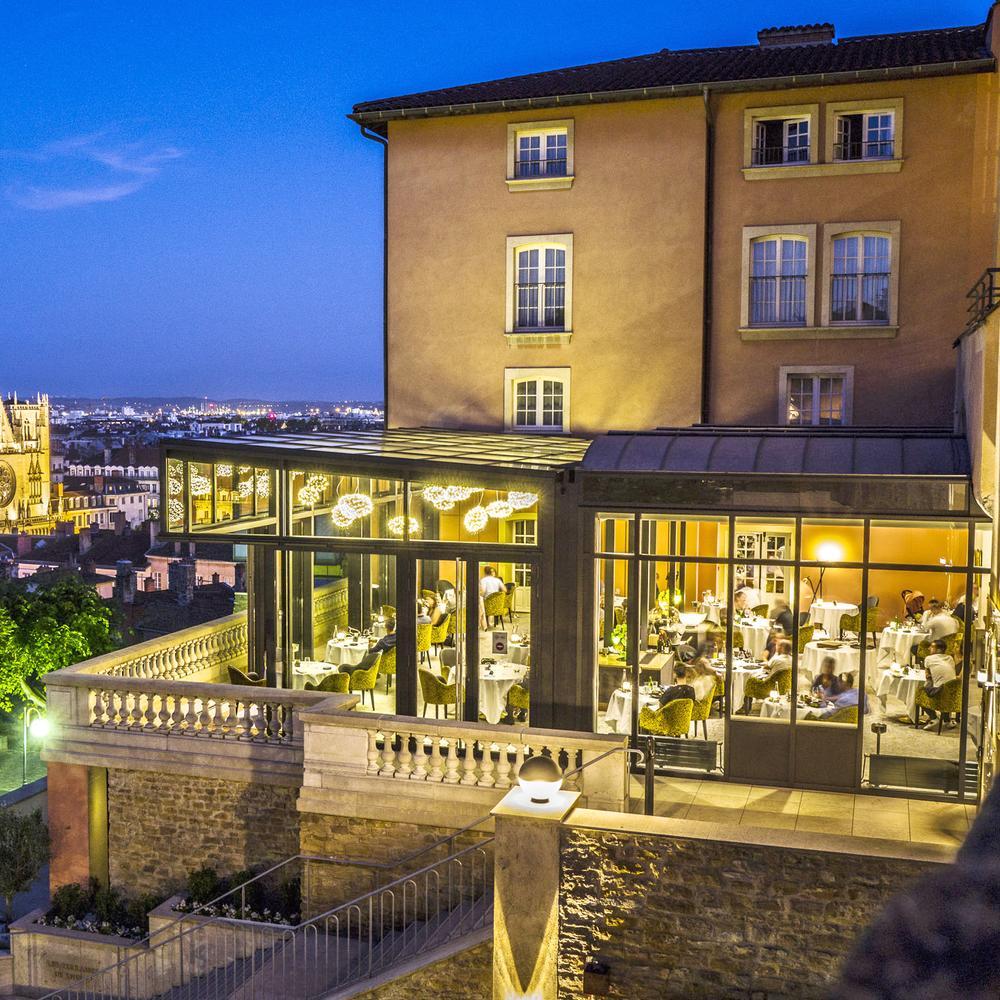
(163, 427), (991, 801)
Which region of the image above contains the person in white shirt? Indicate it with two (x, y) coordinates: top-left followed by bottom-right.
(921, 639), (958, 730)
(479, 566), (506, 599)
(921, 599), (959, 641)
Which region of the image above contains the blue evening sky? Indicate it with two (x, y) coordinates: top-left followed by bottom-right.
(0, 1), (986, 402)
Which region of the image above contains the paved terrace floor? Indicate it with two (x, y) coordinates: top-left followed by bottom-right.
(630, 776), (974, 848)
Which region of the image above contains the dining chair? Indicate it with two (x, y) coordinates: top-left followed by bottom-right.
(348, 652), (382, 710)
(418, 667), (457, 718)
(914, 678), (962, 734)
(796, 623), (815, 654)
(430, 614), (451, 657)
(506, 682), (530, 722)
(504, 582), (518, 624)
(689, 688), (715, 739)
(752, 603), (770, 618)
(227, 666), (266, 687)
(304, 672), (350, 694)
(380, 644), (397, 692)
(824, 705), (859, 724)
(638, 699), (694, 738)
(484, 592), (507, 630)
(416, 622), (433, 663)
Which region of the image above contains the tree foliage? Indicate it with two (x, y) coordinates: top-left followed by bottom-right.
(0, 808), (50, 923)
(0, 574), (120, 712)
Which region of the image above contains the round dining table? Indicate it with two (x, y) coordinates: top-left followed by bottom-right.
(292, 659), (339, 688)
(479, 661), (528, 725)
(876, 667), (927, 721)
(604, 687), (661, 734)
(877, 626), (930, 664)
(736, 618), (771, 659)
(325, 637), (370, 667)
(809, 601), (859, 636)
(800, 641), (861, 682)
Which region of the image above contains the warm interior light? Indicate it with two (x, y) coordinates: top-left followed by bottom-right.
(816, 542), (843, 563)
(464, 506), (489, 533)
(387, 515), (419, 536)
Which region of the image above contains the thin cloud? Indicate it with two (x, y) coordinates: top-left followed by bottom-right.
(3, 132), (183, 210)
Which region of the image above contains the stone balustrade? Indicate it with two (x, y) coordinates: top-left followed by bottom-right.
(59, 612), (249, 682)
(299, 703), (629, 824)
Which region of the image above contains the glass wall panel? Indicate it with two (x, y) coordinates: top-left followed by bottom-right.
(732, 517), (795, 612)
(595, 514), (634, 555)
(869, 520), (968, 569)
(172, 457), (277, 533)
(289, 550), (397, 712)
(414, 558), (468, 720)
(864, 567), (967, 794)
(638, 515), (726, 560)
(289, 472), (404, 540)
(410, 483), (540, 545)
(594, 558), (632, 733)
(731, 566), (794, 725)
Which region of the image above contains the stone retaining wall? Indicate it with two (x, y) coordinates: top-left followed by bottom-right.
(107, 769), (299, 894)
(357, 939), (492, 999)
(299, 811), (491, 916)
(558, 824), (943, 999)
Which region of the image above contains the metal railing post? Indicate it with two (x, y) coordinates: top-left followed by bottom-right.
(644, 737), (655, 815)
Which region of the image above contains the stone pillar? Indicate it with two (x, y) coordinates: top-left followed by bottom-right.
(47, 763), (93, 893)
(491, 788), (579, 1000)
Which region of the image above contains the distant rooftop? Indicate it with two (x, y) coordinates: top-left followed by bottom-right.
(172, 428), (593, 474)
(581, 428), (971, 478)
(352, 19), (992, 124)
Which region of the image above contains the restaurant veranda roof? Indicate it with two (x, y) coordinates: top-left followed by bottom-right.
(173, 428), (593, 475)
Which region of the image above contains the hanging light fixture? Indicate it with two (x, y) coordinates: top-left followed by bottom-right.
(215, 463), (233, 477)
(485, 499), (514, 519)
(340, 492), (373, 518)
(423, 486), (454, 511)
(331, 504), (356, 528)
(189, 474), (212, 497)
(387, 515), (419, 536)
(508, 490), (538, 510)
(168, 499), (184, 524)
(255, 472), (271, 498)
(464, 506), (489, 533)
(297, 474), (328, 506)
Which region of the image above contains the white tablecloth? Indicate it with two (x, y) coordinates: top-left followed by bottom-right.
(604, 688), (661, 734)
(478, 632), (530, 665)
(760, 697), (792, 720)
(877, 627), (930, 664)
(730, 665), (762, 709)
(809, 601), (859, 635)
(293, 660), (338, 687)
(801, 642), (861, 682)
(736, 618), (771, 659)
(479, 662), (528, 725)
(325, 639), (369, 666)
(876, 668), (926, 721)
(700, 600), (724, 625)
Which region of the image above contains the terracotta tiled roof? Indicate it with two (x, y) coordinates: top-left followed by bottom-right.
(352, 22), (991, 119)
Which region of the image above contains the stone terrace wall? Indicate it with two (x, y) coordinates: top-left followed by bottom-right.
(357, 940), (492, 999)
(107, 769), (299, 894)
(300, 811), (491, 916)
(558, 825), (943, 1000)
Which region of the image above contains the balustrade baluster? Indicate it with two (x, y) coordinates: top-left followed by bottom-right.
(397, 734), (413, 778)
(91, 688), (106, 726)
(128, 691), (145, 730)
(411, 736), (428, 780)
(513, 744), (526, 779)
(142, 693), (158, 729)
(495, 744), (513, 788)
(563, 747), (581, 791)
(460, 740), (478, 785)
(477, 741), (496, 787)
(366, 730), (381, 774)
(427, 739), (445, 782)
(443, 739), (460, 784)
(380, 731), (397, 776)
(168, 693), (184, 732)
(230, 698), (247, 740)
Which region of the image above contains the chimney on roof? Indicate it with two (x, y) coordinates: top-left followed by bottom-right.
(149, 519), (159, 549)
(144, 576), (156, 593)
(113, 510), (126, 536)
(16, 532), (32, 558)
(169, 557), (196, 607)
(78, 527), (92, 554)
(758, 23), (834, 47)
(114, 559), (137, 605)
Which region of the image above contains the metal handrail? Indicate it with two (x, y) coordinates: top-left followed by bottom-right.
(513, 157), (568, 178)
(833, 138), (895, 160)
(750, 143), (810, 165)
(963, 267), (1000, 336)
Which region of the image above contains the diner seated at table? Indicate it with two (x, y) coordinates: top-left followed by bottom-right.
(812, 657), (846, 701)
(808, 682), (869, 719)
(902, 589), (925, 619)
(953, 583), (979, 625)
(659, 664), (697, 707)
(741, 640), (792, 713)
(920, 599), (959, 641)
(480, 566), (506, 599)
(733, 589), (750, 614)
(416, 601), (432, 625)
(920, 639), (958, 730)
(772, 600), (794, 635)
(370, 619), (397, 656)
(437, 579), (457, 614)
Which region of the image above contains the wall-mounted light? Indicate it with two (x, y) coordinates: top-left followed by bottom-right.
(815, 541), (843, 563)
(517, 755), (563, 804)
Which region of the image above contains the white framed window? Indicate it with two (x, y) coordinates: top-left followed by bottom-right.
(749, 236), (808, 326)
(504, 367), (570, 433)
(505, 235), (573, 340)
(820, 222), (900, 329)
(830, 234), (891, 324)
(506, 120), (574, 190)
(510, 519), (536, 588)
(740, 225), (816, 331)
(825, 99), (903, 164)
(743, 104), (818, 169)
(778, 366), (854, 426)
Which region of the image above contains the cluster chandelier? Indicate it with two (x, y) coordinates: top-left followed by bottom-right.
(387, 515), (420, 536)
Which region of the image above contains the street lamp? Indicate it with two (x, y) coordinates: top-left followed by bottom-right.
(21, 707), (49, 787)
(516, 755), (563, 804)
